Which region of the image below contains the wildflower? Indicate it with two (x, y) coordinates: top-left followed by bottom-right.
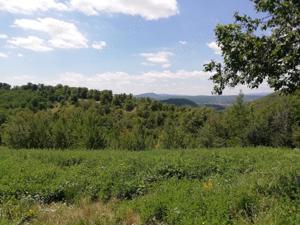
(202, 179), (213, 191)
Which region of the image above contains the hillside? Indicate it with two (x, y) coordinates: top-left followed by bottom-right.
(161, 98), (198, 107)
(0, 83), (299, 150)
(161, 98), (227, 110)
(136, 92), (268, 106)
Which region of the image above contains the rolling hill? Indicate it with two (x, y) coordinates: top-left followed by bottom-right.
(136, 92), (269, 107)
(161, 98), (198, 107)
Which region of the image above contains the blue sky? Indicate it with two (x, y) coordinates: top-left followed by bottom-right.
(0, 0), (271, 95)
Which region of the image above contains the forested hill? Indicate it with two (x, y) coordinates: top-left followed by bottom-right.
(136, 92), (268, 106)
(0, 82), (122, 111)
(161, 98), (198, 107)
(0, 82), (299, 150)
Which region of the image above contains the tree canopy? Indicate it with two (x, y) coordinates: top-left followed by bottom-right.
(0, 82), (299, 149)
(204, 0), (300, 94)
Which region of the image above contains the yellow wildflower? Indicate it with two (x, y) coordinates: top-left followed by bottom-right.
(202, 179), (213, 191)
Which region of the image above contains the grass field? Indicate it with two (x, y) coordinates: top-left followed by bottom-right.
(0, 148), (299, 225)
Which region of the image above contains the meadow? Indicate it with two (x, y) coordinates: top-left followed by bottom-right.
(0, 147), (299, 225)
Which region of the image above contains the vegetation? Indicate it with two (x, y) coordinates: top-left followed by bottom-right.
(0, 147), (299, 225)
(205, 0), (300, 94)
(0, 84), (298, 225)
(161, 98), (198, 107)
(0, 83), (299, 150)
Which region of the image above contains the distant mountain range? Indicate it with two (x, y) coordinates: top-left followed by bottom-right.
(135, 92), (270, 109)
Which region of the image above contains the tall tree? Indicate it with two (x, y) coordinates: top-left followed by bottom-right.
(204, 0), (300, 94)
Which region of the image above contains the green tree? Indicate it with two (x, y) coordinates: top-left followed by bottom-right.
(100, 90), (113, 105)
(244, 110), (271, 146)
(0, 83), (11, 90)
(52, 110), (76, 149)
(2, 111), (33, 148)
(199, 112), (226, 148)
(118, 123), (146, 151)
(2, 110), (53, 148)
(204, 0), (300, 94)
(224, 92), (251, 145)
(82, 110), (106, 149)
(160, 118), (187, 149)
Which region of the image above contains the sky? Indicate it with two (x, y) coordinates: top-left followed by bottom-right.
(0, 0), (272, 95)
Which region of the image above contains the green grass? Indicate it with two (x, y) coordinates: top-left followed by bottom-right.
(0, 147), (299, 224)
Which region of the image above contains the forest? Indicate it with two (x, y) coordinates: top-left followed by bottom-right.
(0, 82), (299, 150)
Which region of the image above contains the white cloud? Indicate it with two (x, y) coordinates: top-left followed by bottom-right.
(7, 36), (53, 52)
(1, 75), (37, 86)
(0, 0), (68, 14)
(0, 52), (8, 58)
(0, 0), (179, 20)
(141, 51), (173, 68)
(179, 41), (187, 45)
(17, 53), (24, 57)
(53, 70), (212, 94)
(13, 17), (88, 50)
(162, 64), (171, 69)
(92, 41), (107, 51)
(0, 34), (8, 39)
(141, 70), (205, 80)
(69, 0), (179, 20)
(207, 41), (222, 55)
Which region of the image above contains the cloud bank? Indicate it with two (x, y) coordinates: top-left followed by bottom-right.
(0, 0), (179, 20)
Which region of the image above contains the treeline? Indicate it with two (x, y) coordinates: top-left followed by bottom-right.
(0, 82), (120, 111)
(0, 83), (299, 150)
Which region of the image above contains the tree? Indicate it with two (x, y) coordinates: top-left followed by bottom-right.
(204, 0), (300, 94)
(2, 111), (33, 148)
(199, 112), (226, 148)
(222, 92), (251, 146)
(118, 121), (146, 151)
(0, 83), (11, 90)
(160, 118), (187, 149)
(2, 110), (53, 148)
(100, 90), (113, 105)
(82, 109), (106, 149)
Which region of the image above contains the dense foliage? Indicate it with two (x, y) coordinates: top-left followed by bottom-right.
(205, 0), (300, 94)
(0, 83), (299, 150)
(0, 148), (299, 224)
